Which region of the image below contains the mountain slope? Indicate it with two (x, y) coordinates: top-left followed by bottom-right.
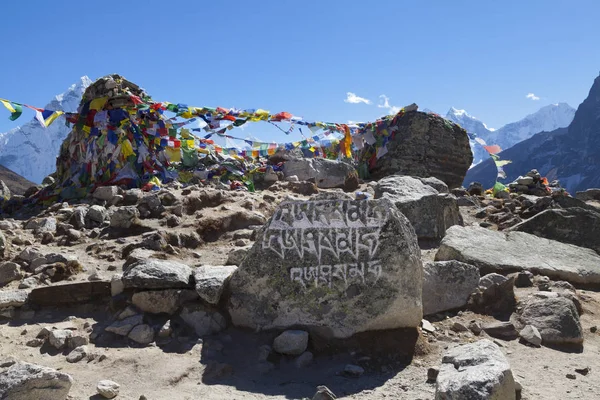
(465, 74), (600, 193)
(447, 103), (576, 166)
(0, 164), (36, 195)
(0, 77), (91, 184)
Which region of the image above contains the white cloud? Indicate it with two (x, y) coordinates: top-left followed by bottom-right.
(344, 92), (371, 104)
(526, 93), (540, 101)
(378, 94), (402, 116)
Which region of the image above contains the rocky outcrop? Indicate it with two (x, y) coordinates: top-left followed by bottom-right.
(227, 195), (423, 338)
(509, 207), (600, 254)
(435, 339), (516, 400)
(373, 175), (461, 240)
(435, 225), (600, 285)
(576, 188), (600, 202)
(0, 361), (73, 400)
(422, 261), (480, 315)
(363, 111), (472, 189)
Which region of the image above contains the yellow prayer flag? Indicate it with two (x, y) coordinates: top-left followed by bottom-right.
(166, 147), (181, 162)
(121, 139), (134, 158)
(89, 97), (108, 111)
(0, 99), (16, 113)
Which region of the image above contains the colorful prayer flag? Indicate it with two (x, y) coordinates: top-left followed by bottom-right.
(1, 99), (23, 121)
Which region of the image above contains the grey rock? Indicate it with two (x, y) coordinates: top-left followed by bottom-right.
(363, 111), (472, 189)
(25, 217), (56, 233)
(109, 206), (139, 229)
(105, 314), (143, 336)
(294, 351), (314, 368)
(428, 367), (440, 382)
(66, 345), (88, 363)
(97, 379), (120, 399)
(257, 345), (272, 362)
(312, 385), (337, 400)
(110, 274), (124, 297)
(86, 205), (108, 226)
(479, 273), (508, 289)
(0, 231), (7, 258)
(519, 325), (542, 347)
(483, 321), (518, 340)
(374, 175), (461, 240)
(93, 186), (119, 202)
(423, 260), (480, 315)
(421, 319), (436, 333)
(0, 262), (22, 286)
(228, 196), (423, 339)
(124, 188), (143, 205)
(122, 259), (192, 289)
(48, 329), (73, 349)
(343, 364), (365, 376)
(435, 225), (600, 285)
(0, 180), (11, 201)
(131, 289), (197, 314)
(576, 188), (600, 202)
(69, 207), (86, 229)
(0, 290), (28, 308)
(512, 296), (583, 346)
(68, 334), (89, 349)
(179, 304), (226, 337)
(128, 324), (155, 345)
(416, 176), (449, 193)
(225, 247), (250, 266)
(194, 265), (237, 305)
(273, 330), (309, 355)
(467, 181), (484, 196)
(510, 207), (600, 254)
(435, 339), (515, 400)
(513, 271), (534, 287)
(0, 362), (73, 400)
(282, 158), (356, 189)
(17, 248), (43, 264)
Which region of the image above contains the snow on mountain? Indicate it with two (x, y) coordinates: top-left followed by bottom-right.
(446, 103), (576, 166)
(0, 77), (91, 184)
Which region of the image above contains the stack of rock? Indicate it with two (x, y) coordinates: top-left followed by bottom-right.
(507, 169), (563, 196)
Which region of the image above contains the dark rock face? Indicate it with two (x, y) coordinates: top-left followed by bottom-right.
(510, 207), (600, 254)
(227, 195), (423, 338)
(465, 75), (600, 193)
(364, 111), (472, 189)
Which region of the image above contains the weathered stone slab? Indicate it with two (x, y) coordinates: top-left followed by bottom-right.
(0, 362), (73, 400)
(435, 339), (515, 399)
(422, 261), (480, 315)
(122, 259), (192, 289)
(435, 225), (600, 285)
(228, 196), (423, 338)
(194, 265), (238, 305)
(28, 281), (110, 306)
(282, 158), (355, 189)
(374, 176), (461, 240)
(0, 290), (28, 308)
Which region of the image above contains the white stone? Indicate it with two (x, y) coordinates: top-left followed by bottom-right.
(273, 330), (309, 355)
(97, 379), (120, 398)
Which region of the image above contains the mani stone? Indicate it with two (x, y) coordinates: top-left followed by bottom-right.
(227, 195), (423, 339)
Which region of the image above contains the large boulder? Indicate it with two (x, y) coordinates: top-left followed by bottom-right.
(362, 111), (472, 189)
(0, 290), (28, 309)
(282, 158), (356, 189)
(0, 361), (73, 400)
(227, 195), (423, 338)
(122, 259), (192, 289)
(435, 339), (516, 400)
(373, 176), (461, 240)
(422, 261), (480, 315)
(509, 207), (600, 254)
(511, 296), (583, 346)
(435, 225), (600, 285)
(575, 188), (600, 202)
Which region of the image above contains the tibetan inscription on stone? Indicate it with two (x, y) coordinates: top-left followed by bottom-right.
(262, 200), (389, 289)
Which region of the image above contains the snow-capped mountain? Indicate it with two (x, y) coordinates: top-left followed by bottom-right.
(0, 76), (91, 184)
(446, 103), (576, 166)
(465, 73), (600, 193)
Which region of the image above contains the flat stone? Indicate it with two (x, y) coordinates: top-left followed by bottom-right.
(122, 259), (192, 289)
(0, 290), (28, 308)
(422, 260), (480, 315)
(273, 330), (309, 355)
(282, 158), (356, 189)
(344, 364), (365, 376)
(66, 345), (88, 363)
(435, 339), (516, 399)
(0, 362), (73, 400)
(194, 265), (237, 305)
(483, 321), (519, 340)
(28, 281), (110, 306)
(105, 314), (143, 336)
(436, 225), (600, 285)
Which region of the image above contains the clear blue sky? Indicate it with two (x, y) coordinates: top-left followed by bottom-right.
(1, 0), (599, 139)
